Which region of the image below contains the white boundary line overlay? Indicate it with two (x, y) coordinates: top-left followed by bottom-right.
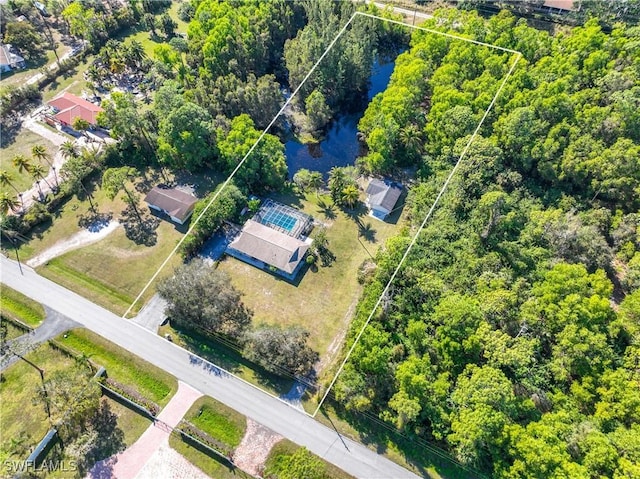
(122, 10), (522, 420)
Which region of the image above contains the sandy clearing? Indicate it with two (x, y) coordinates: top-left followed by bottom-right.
(27, 221), (120, 267)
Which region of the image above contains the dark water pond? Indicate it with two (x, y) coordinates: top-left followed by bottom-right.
(284, 59), (396, 177)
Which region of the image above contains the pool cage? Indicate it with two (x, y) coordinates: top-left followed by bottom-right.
(254, 199), (314, 238)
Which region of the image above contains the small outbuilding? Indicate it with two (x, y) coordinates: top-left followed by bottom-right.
(365, 179), (402, 221)
(144, 186), (198, 225)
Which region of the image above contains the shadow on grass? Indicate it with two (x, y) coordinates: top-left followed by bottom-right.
(319, 400), (487, 479)
(170, 323), (294, 396)
(120, 205), (159, 246)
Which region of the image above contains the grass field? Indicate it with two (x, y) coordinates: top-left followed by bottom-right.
(0, 36), (69, 88)
(169, 394), (252, 479)
(0, 128), (58, 193)
(184, 396), (247, 449)
(264, 439), (356, 479)
(0, 344), (76, 464)
(57, 328), (177, 406)
(0, 284), (45, 327)
(217, 189), (404, 361)
(39, 219), (183, 316)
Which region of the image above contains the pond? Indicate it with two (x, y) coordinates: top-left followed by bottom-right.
(284, 58), (396, 177)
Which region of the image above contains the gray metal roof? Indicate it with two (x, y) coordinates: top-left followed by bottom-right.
(366, 179), (402, 212)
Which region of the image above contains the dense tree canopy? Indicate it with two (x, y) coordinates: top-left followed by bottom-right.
(333, 8), (640, 478)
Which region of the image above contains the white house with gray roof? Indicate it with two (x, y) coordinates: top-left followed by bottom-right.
(365, 179), (402, 221)
(226, 220), (310, 280)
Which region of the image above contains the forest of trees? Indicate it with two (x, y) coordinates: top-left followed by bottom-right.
(333, 8), (639, 478)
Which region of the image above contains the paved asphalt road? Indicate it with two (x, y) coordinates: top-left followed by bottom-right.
(1, 256), (421, 479)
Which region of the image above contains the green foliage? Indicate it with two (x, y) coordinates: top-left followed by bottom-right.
(158, 259), (252, 341)
(216, 114), (287, 192)
(3, 21), (44, 59)
(336, 8), (640, 478)
(157, 102), (216, 170)
(243, 325), (319, 377)
(180, 182), (246, 258)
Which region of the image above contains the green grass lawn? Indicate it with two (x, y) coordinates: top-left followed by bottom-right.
(216, 189), (405, 363)
(38, 218), (183, 316)
(56, 328), (177, 406)
(158, 322), (294, 397)
(106, 395), (153, 447)
(0, 344), (76, 464)
(0, 128), (58, 193)
(264, 439), (356, 479)
(41, 54), (94, 102)
(0, 284), (45, 327)
(168, 394), (252, 479)
(183, 396), (247, 449)
(1, 317), (29, 341)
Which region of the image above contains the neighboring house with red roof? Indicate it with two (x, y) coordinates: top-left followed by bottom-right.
(47, 92), (103, 128)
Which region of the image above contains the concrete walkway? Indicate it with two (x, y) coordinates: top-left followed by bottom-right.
(130, 294), (168, 332)
(87, 381), (203, 479)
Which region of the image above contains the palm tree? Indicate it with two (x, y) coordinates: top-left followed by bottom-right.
(342, 184), (360, 209)
(60, 141), (79, 160)
(31, 164), (53, 201)
(125, 40), (146, 70)
(12, 155), (32, 175)
(0, 170), (20, 196)
(32, 144), (59, 190)
(0, 192), (20, 214)
(0, 170), (24, 214)
(308, 171), (324, 198)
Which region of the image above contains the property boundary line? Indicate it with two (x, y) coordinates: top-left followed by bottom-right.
(124, 7), (522, 427)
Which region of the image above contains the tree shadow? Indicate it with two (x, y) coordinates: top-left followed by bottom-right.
(316, 197), (336, 220)
(120, 206), (159, 246)
(77, 211), (113, 231)
(356, 219), (377, 243)
(0, 113), (24, 149)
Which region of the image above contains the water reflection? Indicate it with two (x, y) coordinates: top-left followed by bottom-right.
(284, 59), (396, 177)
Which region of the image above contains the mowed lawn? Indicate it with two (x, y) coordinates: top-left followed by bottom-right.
(0, 128), (58, 193)
(216, 189), (405, 362)
(38, 219), (183, 317)
(0, 344), (76, 464)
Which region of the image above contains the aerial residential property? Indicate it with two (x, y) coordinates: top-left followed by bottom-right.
(46, 92), (103, 129)
(1, 1), (638, 479)
(365, 178), (402, 221)
(0, 43), (26, 72)
(226, 200), (313, 280)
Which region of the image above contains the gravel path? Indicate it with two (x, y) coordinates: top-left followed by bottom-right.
(27, 221), (120, 267)
(232, 419), (283, 477)
(87, 381), (203, 479)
